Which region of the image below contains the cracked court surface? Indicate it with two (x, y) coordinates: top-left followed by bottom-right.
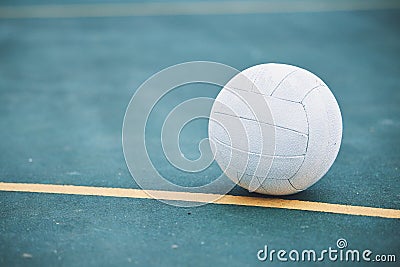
(0, 0), (400, 266)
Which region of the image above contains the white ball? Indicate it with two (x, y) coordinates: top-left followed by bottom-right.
(208, 63), (342, 195)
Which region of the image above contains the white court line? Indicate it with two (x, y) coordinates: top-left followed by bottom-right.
(0, 0), (399, 19)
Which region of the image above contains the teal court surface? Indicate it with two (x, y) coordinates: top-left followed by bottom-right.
(0, 0), (400, 266)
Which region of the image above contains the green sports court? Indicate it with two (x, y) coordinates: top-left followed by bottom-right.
(0, 0), (399, 266)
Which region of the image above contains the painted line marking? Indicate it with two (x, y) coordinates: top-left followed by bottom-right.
(0, 182), (399, 219)
(0, 0), (399, 19)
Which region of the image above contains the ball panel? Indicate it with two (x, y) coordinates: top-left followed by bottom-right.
(265, 96), (308, 134)
(243, 178), (300, 195)
(210, 139), (273, 182)
(210, 116), (266, 154)
(211, 113), (307, 156)
(209, 113), (263, 154)
(212, 89), (255, 120)
(208, 119), (231, 146)
(213, 89), (308, 134)
(274, 126), (308, 156)
(213, 88), (274, 125)
(318, 87), (343, 154)
(243, 63), (298, 95)
(268, 156), (305, 179)
(211, 138), (304, 180)
(272, 68), (325, 102)
(289, 87), (341, 190)
(209, 137), (232, 175)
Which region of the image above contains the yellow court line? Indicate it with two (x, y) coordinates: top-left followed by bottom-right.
(0, 0), (399, 19)
(0, 182), (399, 219)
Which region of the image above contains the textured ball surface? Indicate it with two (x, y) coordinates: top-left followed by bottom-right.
(208, 63), (342, 195)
